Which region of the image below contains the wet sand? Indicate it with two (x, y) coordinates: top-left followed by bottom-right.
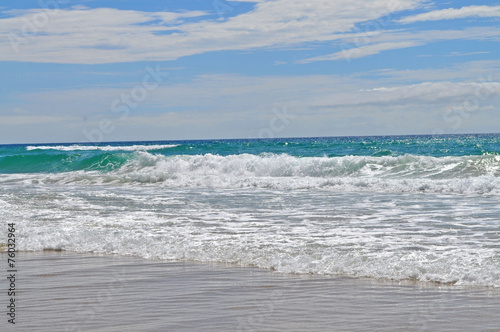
(1, 251), (500, 332)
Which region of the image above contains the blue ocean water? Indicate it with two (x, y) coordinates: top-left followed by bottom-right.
(1, 134), (499, 286)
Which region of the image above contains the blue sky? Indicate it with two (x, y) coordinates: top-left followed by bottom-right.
(0, 0), (499, 143)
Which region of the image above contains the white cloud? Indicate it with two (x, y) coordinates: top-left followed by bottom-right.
(0, 0), (422, 64)
(7, 68), (500, 138)
(299, 26), (500, 63)
(444, 51), (490, 57)
(15, 65), (500, 116)
(96, 79), (500, 139)
(298, 41), (419, 63)
(372, 59), (500, 82)
(3, 57), (500, 142)
(319, 81), (500, 107)
(399, 5), (500, 24)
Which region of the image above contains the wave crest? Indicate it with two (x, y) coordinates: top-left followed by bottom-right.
(26, 144), (178, 151)
(3, 152), (500, 194)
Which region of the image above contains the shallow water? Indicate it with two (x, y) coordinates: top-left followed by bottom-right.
(5, 252), (500, 332)
(2, 184), (500, 287)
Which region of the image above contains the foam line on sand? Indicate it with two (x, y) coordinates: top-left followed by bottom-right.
(2, 251), (500, 332)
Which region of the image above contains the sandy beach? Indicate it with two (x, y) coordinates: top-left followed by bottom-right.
(0, 251), (499, 332)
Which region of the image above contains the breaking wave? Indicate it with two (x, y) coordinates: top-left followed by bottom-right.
(2, 152), (500, 194)
(26, 144), (178, 151)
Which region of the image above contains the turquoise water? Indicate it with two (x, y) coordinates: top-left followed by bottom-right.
(1, 134), (499, 174)
(1, 134), (500, 286)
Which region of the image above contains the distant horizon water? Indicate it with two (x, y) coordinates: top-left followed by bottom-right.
(3, 132), (500, 147)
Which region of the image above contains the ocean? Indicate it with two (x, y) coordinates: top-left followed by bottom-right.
(1, 134), (500, 287)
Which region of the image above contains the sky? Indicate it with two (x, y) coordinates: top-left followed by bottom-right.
(0, 0), (499, 144)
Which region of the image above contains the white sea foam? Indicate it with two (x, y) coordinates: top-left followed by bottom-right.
(2, 152), (500, 195)
(7, 186), (500, 287)
(119, 152), (500, 179)
(26, 144), (178, 151)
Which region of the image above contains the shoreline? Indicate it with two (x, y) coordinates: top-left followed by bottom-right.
(1, 251), (500, 331)
(32, 249), (500, 290)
